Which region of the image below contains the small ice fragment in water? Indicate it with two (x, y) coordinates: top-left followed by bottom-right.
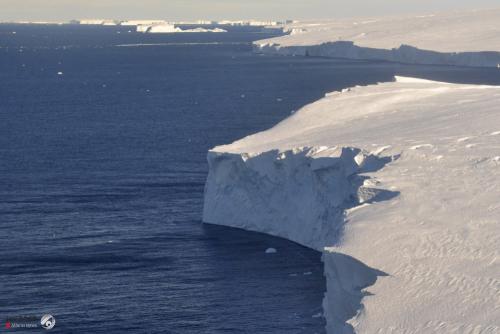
(57, 71), (63, 75)
(265, 247), (277, 254)
(303, 271), (312, 275)
(277, 98), (283, 102)
(312, 313), (322, 318)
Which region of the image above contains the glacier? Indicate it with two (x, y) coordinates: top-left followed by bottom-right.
(203, 77), (500, 333)
(254, 9), (500, 67)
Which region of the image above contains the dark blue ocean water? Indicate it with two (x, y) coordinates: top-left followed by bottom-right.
(1, 24), (499, 333)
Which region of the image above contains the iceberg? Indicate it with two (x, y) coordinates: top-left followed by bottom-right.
(137, 23), (177, 33)
(179, 27), (227, 33)
(203, 77), (500, 333)
(136, 24), (227, 34)
(254, 9), (500, 67)
(77, 19), (118, 25)
(120, 20), (167, 26)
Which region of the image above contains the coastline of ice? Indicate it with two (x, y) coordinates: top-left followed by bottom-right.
(203, 77), (500, 333)
(254, 9), (500, 67)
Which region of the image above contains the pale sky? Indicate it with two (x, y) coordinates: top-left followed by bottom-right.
(1, 0), (499, 22)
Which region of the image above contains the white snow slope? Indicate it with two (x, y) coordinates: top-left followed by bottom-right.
(203, 77), (500, 333)
(254, 9), (500, 67)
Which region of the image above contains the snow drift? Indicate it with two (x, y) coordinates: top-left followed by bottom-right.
(254, 9), (500, 67)
(203, 77), (500, 333)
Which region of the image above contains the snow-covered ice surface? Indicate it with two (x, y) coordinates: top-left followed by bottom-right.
(255, 9), (500, 67)
(203, 77), (500, 333)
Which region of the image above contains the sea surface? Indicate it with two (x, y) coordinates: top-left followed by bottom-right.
(1, 24), (499, 333)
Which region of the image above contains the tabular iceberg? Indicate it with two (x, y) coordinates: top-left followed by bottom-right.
(136, 24), (227, 34)
(203, 77), (500, 333)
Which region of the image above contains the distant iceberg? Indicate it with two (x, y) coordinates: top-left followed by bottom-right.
(137, 24), (227, 34)
(181, 27), (228, 33)
(77, 19), (119, 26)
(120, 20), (167, 26)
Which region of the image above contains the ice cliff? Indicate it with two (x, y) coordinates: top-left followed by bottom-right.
(254, 9), (500, 67)
(204, 147), (398, 250)
(203, 77), (500, 333)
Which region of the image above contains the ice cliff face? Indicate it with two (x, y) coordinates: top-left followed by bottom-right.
(254, 9), (500, 67)
(203, 146), (397, 334)
(204, 146), (397, 250)
(255, 41), (500, 68)
(203, 77), (500, 333)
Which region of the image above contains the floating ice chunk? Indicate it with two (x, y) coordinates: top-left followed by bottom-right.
(303, 271), (312, 275)
(57, 71), (63, 75)
(265, 247), (277, 254)
(312, 313), (323, 318)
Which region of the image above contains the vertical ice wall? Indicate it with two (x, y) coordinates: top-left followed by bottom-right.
(203, 146), (397, 333)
